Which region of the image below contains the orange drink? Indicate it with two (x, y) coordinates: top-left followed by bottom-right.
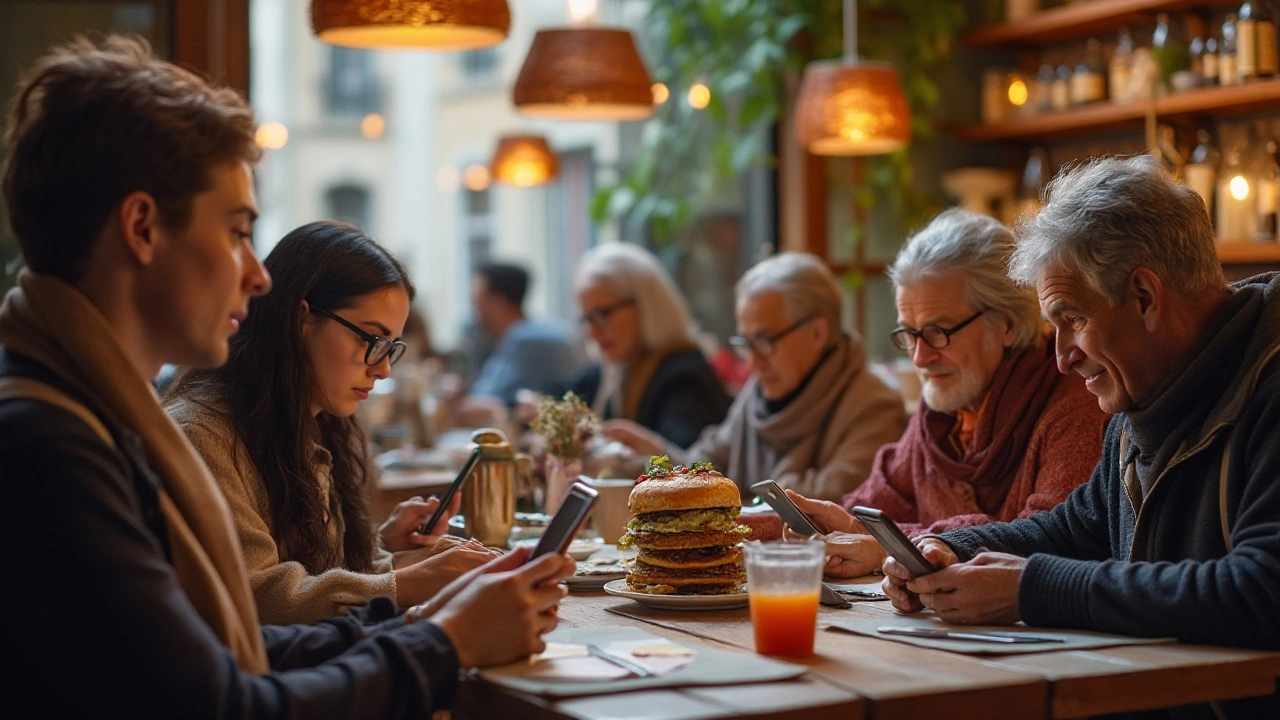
(750, 591), (820, 656)
(742, 539), (826, 657)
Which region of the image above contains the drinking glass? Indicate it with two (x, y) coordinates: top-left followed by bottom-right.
(742, 539), (825, 656)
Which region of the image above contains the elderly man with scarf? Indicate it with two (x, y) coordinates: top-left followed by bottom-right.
(787, 209), (1110, 577)
(0, 37), (571, 719)
(608, 251), (907, 502)
(883, 156), (1280, 719)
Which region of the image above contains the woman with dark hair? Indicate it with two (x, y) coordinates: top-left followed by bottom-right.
(166, 220), (493, 625)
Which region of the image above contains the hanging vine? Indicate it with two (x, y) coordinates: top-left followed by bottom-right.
(592, 0), (967, 245)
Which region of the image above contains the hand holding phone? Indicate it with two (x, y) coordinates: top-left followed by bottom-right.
(851, 506), (936, 577)
(531, 482), (598, 560)
(419, 445), (484, 536)
(750, 480), (823, 536)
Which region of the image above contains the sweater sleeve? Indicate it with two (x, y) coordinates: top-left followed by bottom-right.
(646, 371), (729, 450)
(1018, 388), (1280, 649)
(0, 399), (457, 720)
(179, 415), (397, 625)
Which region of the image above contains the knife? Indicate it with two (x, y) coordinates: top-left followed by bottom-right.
(586, 644), (654, 677)
(876, 626), (1065, 644)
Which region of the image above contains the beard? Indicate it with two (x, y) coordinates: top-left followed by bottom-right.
(920, 363), (990, 413)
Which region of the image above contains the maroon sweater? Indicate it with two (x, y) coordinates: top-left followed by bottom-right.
(841, 337), (1110, 536)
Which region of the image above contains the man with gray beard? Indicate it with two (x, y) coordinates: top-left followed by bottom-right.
(787, 209), (1110, 577)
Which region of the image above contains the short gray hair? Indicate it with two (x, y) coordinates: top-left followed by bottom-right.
(1009, 154), (1224, 305)
(736, 252), (843, 335)
(574, 242), (698, 353)
(890, 208), (1043, 351)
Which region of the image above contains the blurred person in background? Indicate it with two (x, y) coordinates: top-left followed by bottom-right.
(167, 221), (496, 625)
(1, 36), (571, 718)
(608, 252), (906, 502)
(455, 261), (579, 426)
(564, 242), (730, 449)
(784, 209), (1109, 577)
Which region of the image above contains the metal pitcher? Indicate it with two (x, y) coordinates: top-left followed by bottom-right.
(461, 428), (530, 547)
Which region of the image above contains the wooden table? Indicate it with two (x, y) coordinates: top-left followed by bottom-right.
(454, 586), (1280, 720)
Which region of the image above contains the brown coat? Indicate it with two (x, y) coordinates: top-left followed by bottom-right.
(675, 335), (907, 502)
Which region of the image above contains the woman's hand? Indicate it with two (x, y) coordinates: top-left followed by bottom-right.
(392, 535), (497, 570)
(392, 544), (496, 608)
(378, 493), (462, 552)
(601, 419), (666, 457)
(422, 547), (576, 668)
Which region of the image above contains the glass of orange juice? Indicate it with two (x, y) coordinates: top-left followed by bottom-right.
(742, 539), (825, 657)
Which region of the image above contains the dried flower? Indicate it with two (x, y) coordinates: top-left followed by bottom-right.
(531, 391), (596, 459)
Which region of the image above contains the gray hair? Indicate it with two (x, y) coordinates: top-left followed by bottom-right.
(574, 242), (698, 353)
(890, 208), (1043, 351)
(736, 252), (843, 335)
(1009, 154), (1224, 305)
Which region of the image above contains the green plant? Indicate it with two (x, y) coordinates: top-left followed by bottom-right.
(593, 0), (966, 247)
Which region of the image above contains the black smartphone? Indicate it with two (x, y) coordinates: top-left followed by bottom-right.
(851, 506), (936, 577)
(418, 445), (483, 535)
(750, 479), (823, 536)
(530, 482), (598, 560)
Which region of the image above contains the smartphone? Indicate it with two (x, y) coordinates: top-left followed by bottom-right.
(851, 506), (936, 577)
(418, 445), (483, 535)
(530, 482), (598, 560)
(750, 479), (823, 536)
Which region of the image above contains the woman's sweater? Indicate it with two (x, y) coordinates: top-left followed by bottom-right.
(167, 398), (396, 625)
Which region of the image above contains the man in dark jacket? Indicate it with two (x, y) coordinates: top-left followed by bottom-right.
(883, 155), (1280, 716)
(0, 36), (571, 719)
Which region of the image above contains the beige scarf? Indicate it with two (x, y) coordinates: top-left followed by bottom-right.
(0, 271), (269, 673)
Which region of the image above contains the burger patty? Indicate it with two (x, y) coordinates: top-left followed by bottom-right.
(627, 529), (747, 550)
(637, 546), (742, 569)
(629, 559), (745, 581)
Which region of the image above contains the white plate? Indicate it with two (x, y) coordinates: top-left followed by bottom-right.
(512, 537), (604, 560)
(563, 569), (628, 589)
(602, 578), (749, 610)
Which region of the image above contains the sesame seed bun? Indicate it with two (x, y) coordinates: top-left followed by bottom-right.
(628, 470), (742, 514)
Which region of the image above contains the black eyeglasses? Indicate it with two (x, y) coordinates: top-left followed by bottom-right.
(579, 298), (636, 329)
(729, 314), (817, 359)
(890, 310), (984, 352)
(310, 306), (408, 367)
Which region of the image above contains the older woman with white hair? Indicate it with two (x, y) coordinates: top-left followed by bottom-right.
(567, 243), (730, 448)
(784, 208), (1110, 577)
(608, 251), (906, 502)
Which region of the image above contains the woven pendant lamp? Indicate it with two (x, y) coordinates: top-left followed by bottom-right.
(513, 27), (653, 121)
(311, 0), (510, 51)
(491, 135), (559, 186)
(794, 0), (910, 155)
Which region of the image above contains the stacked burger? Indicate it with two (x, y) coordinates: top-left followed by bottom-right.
(618, 458), (748, 595)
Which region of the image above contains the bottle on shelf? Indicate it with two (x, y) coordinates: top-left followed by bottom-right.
(1111, 26), (1136, 103)
(1217, 144), (1258, 243)
(1152, 13), (1191, 92)
(1222, 13), (1242, 85)
(1254, 138), (1279, 242)
(1017, 148), (1050, 221)
(1190, 35), (1206, 78)
(1203, 33), (1222, 84)
(1151, 124), (1185, 180)
(1256, 1), (1278, 77)
(1185, 128), (1221, 218)
(1051, 64), (1072, 111)
(1072, 39), (1108, 104)
(1036, 64), (1056, 113)
(1240, 2), (1259, 81)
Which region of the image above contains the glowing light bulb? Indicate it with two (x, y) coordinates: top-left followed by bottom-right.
(360, 113), (385, 139)
(463, 164), (491, 191)
(255, 122), (288, 150)
(1007, 78), (1028, 106)
(1231, 175), (1251, 201)
(651, 82), (670, 104)
(568, 0), (598, 24)
(687, 83), (711, 110)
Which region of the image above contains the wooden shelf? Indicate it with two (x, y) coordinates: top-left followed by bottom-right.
(1217, 242), (1280, 264)
(954, 79), (1280, 142)
(962, 0), (1238, 48)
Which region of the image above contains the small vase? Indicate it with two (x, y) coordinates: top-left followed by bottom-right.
(544, 455), (582, 513)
